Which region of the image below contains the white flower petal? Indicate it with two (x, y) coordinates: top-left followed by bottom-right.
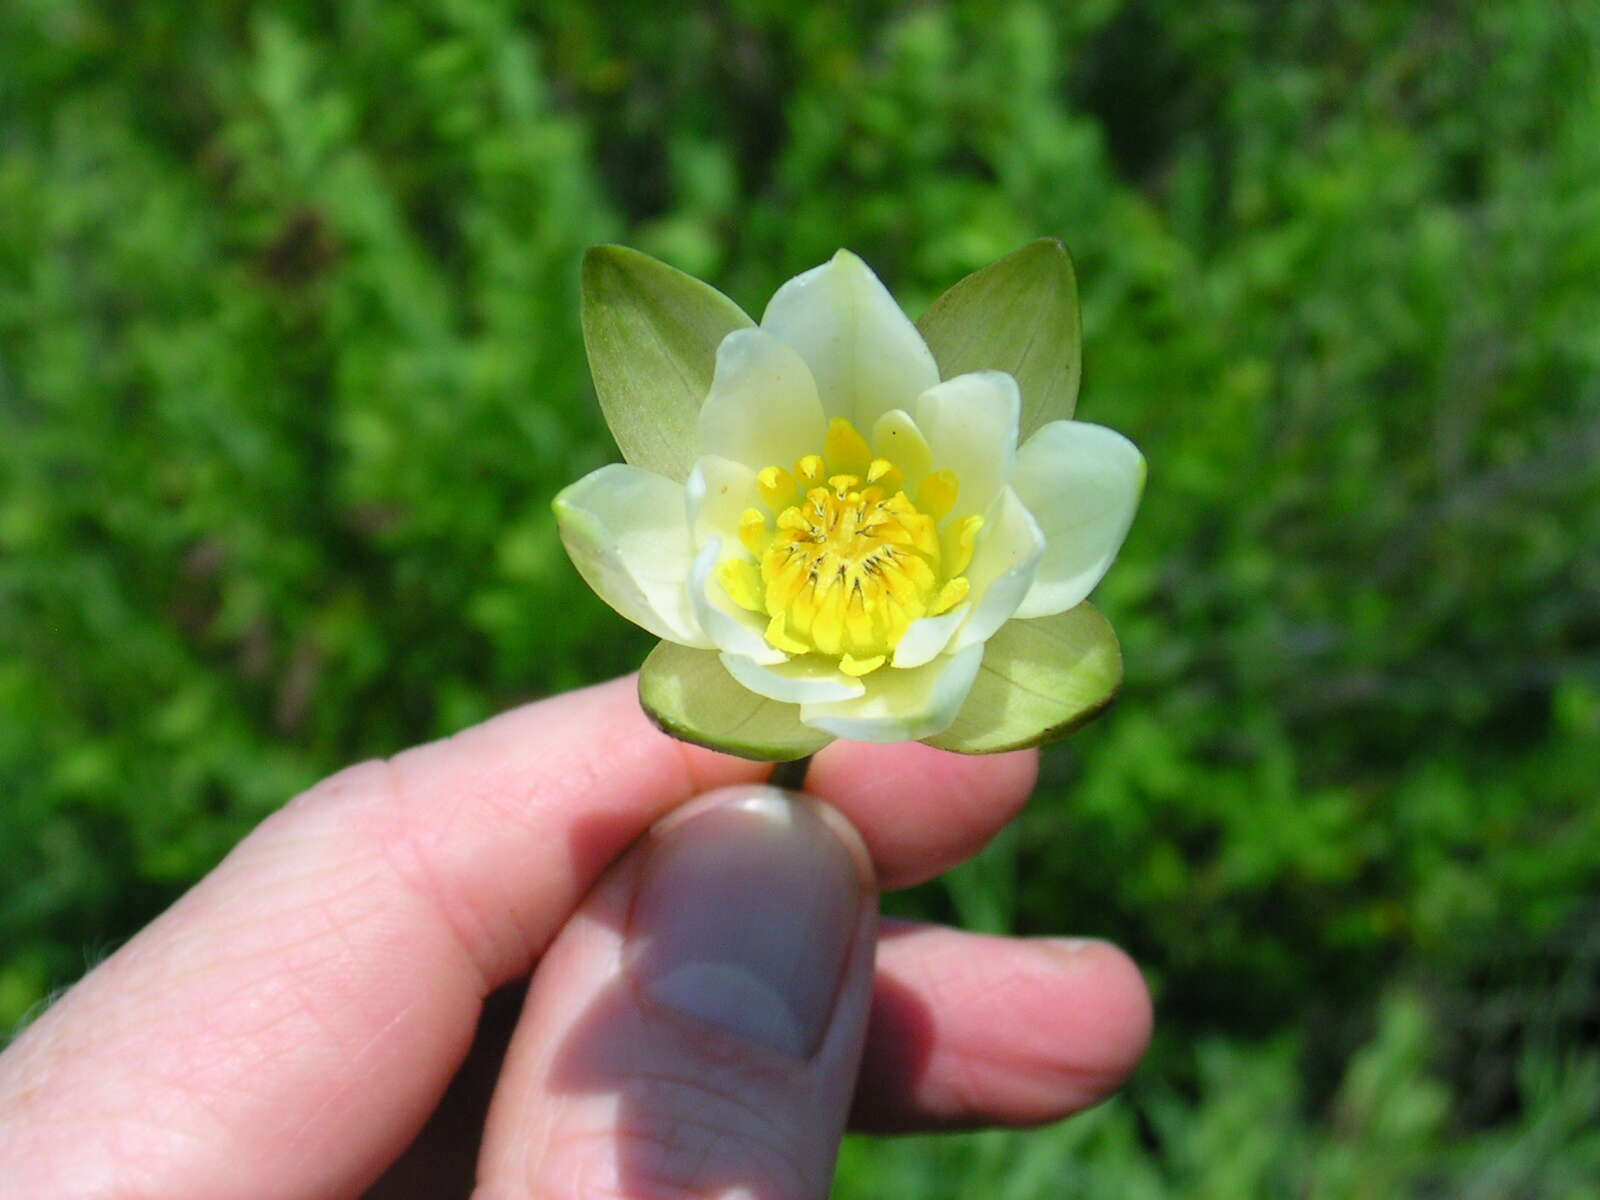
(950, 487), (1045, 654)
(698, 329), (828, 471)
(891, 604), (969, 669)
(915, 371), (1021, 520)
(871, 408), (934, 486)
(553, 465), (709, 647)
(800, 643), (985, 743)
(688, 538), (787, 665)
(1010, 421), (1146, 619)
(685, 455), (760, 548)
(719, 653), (866, 704)
(761, 250), (940, 429)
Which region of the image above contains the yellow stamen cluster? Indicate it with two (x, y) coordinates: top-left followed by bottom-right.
(717, 418), (981, 676)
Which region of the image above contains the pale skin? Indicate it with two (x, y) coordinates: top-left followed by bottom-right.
(0, 675), (1152, 1199)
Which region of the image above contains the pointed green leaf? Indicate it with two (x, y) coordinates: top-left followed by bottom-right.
(639, 641), (833, 762)
(916, 238), (1082, 439)
(581, 245), (754, 482)
(923, 602), (1121, 754)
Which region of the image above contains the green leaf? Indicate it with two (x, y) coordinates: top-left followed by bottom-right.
(581, 245), (754, 482)
(924, 602), (1121, 754)
(639, 641), (833, 762)
(915, 238), (1082, 440)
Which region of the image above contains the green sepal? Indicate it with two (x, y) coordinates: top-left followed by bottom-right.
(924, 602), (1121, 754)
(916, 238), (1082, 440)
(581, 245), (754, 482)
(639, 641), (834, 762)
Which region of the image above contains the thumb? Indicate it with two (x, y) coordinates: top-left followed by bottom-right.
(476, 785), (878, 1200)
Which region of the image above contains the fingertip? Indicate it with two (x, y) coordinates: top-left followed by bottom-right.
(858, 925), (1151, 1131)
(672, 736), (786, 795)
(1031, 939), (1154, 1104)
(806, 742), (1040, 888)
(479, 785), (879, 1199)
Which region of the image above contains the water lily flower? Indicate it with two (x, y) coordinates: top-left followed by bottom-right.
(555, 241), (1144, 760)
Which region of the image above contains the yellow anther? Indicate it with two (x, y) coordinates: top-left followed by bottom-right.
(757, 465), (796, 511)
(810, 586), (846, 655)
(840, 653), (887, 677)
(904, 510), (940, 558)
(824, 417), (873, 475)
(877, 556), (923, 606)
(931, 576), (970, 615)
(866, 457), (901, 490)
(917, 470), (960, 521)
(737, 508), (770, 557)
(844, 589), (877, 642)
(764, 548), (807, 610)
(749, 434), (981, 664)
(944, 514), (984, 576)
(764, 613), (810, 654)
(788, 569), (819, 629)
(880, 595), (915, 646)
(898, 552), (937, 593)
(716, 558), (764, 613)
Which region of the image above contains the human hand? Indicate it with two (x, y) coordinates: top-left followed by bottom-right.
(0, 675), (1151, 1199)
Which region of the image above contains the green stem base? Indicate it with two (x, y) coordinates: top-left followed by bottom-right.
(768, 755), (813, 791)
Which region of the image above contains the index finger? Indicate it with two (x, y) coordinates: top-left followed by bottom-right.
(0, 674), (1036, 1200)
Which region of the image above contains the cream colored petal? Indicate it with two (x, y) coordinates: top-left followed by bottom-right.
(890, 604), (969, 669)
(685, 454), (760, 548)
(719, 653), (866, 704)
(949, 487), (1045, 654)
(554, 465), (709, 647)
(698, 329), (828, 471)
(870, 408), (934, 487)
(761, 250), (940, 429)
(915, 371), (1021, 520)
(1010, 421), (1146, 619)
(799, 643), (984, 743)
(688, 538), (788, 665)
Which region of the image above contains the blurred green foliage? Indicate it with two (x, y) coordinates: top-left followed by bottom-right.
(3, 0), (1598, 1189)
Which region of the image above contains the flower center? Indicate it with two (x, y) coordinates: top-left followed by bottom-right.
(717, 418), (981, 677)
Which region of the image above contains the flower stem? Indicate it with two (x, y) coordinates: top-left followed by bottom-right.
(768, 754), (813, 792)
